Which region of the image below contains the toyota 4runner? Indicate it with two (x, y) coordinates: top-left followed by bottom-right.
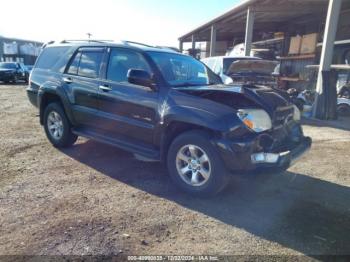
(27, 40), (311, 196)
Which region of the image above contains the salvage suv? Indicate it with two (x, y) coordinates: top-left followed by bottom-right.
(27, 40), (311, 196)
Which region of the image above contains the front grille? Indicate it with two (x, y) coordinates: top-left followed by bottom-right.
(270, 105), (295, 150)
(273, 105), (294, 128)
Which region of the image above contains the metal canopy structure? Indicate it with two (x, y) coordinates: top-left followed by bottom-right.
(179, 0), (349, 44)
(179, 0), (350, 120)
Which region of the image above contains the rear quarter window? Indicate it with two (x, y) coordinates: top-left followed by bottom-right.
(35, 46), (70, 72)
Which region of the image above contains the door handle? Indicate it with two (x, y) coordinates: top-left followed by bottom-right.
(63, 77), (73, 84)
(99, 85), (112, 92)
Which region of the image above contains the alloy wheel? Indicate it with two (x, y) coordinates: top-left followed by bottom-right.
(47, 111), (64, 140)
(176, 145), (211, 187)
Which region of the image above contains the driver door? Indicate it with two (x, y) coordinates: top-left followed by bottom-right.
(97, 48), (159, 145)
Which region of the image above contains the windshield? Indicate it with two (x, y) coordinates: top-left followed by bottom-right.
(148, 52), (221, 87)
(0, 63), (16, 69)
(223, 57), (258, 75)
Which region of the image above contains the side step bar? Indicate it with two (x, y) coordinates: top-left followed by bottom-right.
(72, 128), (160, 161)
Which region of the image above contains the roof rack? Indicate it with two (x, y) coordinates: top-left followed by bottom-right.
(41, 40), (55, 49)
(60, 39), (114, 44)
(121, 40), (154, 48)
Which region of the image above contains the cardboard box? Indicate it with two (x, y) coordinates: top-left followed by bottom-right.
(289, 36), (302, 55)
(300, 33), (318, 54)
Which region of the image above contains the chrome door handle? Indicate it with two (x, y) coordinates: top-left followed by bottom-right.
(99, 85), (112, 92)
(63, 77), (73, 84)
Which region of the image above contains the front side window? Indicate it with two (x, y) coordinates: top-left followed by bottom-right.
(148, 52), (221, 87)
(107, 49), (151, 83)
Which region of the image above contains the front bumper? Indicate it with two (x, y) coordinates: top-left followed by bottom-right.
(0, 74), (15, 82)
(214, 125), (312, 172)
(250, 137), (312, 168)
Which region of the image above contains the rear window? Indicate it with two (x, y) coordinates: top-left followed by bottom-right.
(78, 52), (103, 78)
(35, 46), (70, 71)
(66, 50), (103, 79)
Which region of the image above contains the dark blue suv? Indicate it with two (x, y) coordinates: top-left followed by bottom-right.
(27, 40), (311, 196)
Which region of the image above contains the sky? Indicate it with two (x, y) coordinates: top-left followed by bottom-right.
(0, 0), (240, 47)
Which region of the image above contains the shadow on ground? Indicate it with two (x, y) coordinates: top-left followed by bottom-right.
(0, 81), (27, 86)
(62, 140), (350, 256)
(301, 117), (350, 132)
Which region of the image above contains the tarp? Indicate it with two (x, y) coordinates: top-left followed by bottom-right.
(227, 59), (278, 76)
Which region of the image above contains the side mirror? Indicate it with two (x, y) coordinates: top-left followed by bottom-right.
(127, 69), (155, 90)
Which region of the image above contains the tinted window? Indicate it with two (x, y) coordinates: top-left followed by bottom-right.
(107, 49), (151, 83)
(67, 52), (81, 75)
(35, 47), (69, 70)
(148, 52), (221, 87)
(78, 52), (103, 78)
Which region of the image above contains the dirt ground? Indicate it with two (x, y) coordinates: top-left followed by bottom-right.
(1, 84), (350, 257)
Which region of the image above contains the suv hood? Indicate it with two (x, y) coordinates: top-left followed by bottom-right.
(175, 84), (290, 115)
(226, 59), (278, 76)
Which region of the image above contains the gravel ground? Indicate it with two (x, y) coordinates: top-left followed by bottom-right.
(0, 84), (350, 257)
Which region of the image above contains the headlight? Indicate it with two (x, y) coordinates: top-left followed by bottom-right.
(237, 109), (272, 133)
(293, 105), (301, 121)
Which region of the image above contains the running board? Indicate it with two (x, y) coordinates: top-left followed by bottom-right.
(72, 128), (160, 161)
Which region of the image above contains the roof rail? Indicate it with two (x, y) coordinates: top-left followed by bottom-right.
(41, 40), (55, 49)
(121, 40), (154, 48)
(60, 39), (114, 44)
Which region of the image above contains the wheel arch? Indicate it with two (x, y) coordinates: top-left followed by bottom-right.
(160, 120), (220, 162)
(39, 89), (76, 126)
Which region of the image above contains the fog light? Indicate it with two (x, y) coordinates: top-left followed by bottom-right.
(251, 153), (279, 164)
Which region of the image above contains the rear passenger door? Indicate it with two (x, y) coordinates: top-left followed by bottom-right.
(63, 47), (105, 127)
(97, 48), (159, 145)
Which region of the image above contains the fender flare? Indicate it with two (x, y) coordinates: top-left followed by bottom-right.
(38, 83), (76, 126)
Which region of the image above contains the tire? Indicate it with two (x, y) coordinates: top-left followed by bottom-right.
(337, 104), (350, 117)
(339, 87), (350, 99)
(43, 102), (78, 148)
(167, 130), (229, 196)
(12, 75), (19, 84)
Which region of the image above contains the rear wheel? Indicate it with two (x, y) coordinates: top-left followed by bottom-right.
(43, 102), (78, 148)
(167, 130), (229, 196)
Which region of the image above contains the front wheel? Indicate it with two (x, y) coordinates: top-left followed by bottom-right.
(167, 131), (229, 196)
(12, 75), (19, 84)
(43, 102), (78, 148)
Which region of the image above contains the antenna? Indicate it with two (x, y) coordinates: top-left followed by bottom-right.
(87, 33), (92, 42)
